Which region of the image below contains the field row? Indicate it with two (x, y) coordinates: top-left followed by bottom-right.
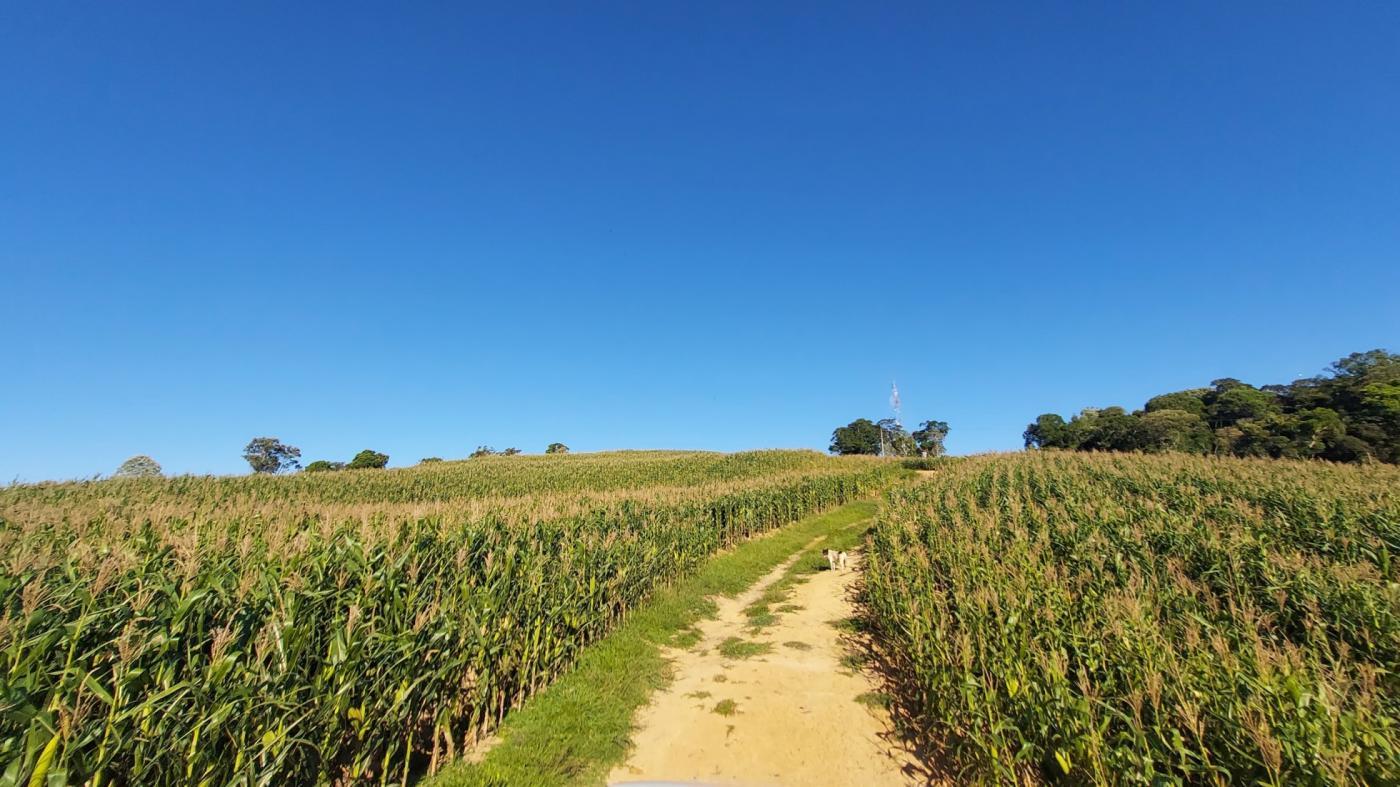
(0, 451), (902, 785)
(2, 449), (835, 516)
(865, 452), (1400, 784)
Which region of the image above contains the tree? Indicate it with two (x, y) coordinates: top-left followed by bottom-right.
(420, 457), (443, 464)
(1213, 426), (1245, 456)
(1330, 349), (1399, 381)
(1232, 418), (1290, 458)
(830, 419), (882, 455)
(1059, 409), (1098, 449)
(1322, 435), (1375, 463)
(876, 419), (917, 456)
(304, 460), (345, 472)
(501, 447), (522, 456)
(1361, 382), (1400, 414)
(546, 443), (570, 454)
(113, 455), (162, 478)
(911, 420), (950, 456)
(1022, 350), (1400, 465)
(469, 446), (495, 459)
(1023, 414), (1069, 449)
(1133, 410), (1212, 453)
(243, 437), (301, 474)
(1077, 407), (1140, 452)
(1207, 386), (1279, 427)
(1144, 390), (1209, 418)
(1277, 408), (1348, 458)
(347, 449), (389, 469)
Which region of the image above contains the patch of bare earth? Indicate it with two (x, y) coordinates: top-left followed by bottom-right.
(609, 546), (929, 786)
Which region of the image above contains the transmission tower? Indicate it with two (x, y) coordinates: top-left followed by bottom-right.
(881, 381), (902, 457)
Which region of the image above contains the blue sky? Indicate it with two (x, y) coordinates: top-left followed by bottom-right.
(3, 2), (1398, 481)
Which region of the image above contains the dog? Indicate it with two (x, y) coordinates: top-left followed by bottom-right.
(823, 548), (849, 572)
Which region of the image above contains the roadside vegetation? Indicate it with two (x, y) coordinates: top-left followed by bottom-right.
(864, 451), (1400, 784)
(0, 451), (900, 786)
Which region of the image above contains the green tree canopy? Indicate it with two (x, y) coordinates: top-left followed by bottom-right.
(1024, 349), (1398, 465)
(1076, 407), (1139, 452)
(113, 455), (162, 479)
(830, 419), (881, 455)
(545, 443), (570, 454)
(877, 419), (918, 456)
(1144, 390), (1208, 417)
(243, 437), (301, 474)
(1208, 386), (1279, 427)
(347, 449), (389, 470)
(1023, 413), (1069, 449)
(911, 420), (950, 456)
(1134, 410), (1212, 453)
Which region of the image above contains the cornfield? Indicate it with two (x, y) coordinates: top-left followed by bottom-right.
(865, 452), (1400, 784)
(0, 450), (900, 785)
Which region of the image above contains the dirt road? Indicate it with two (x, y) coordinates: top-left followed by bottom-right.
(608, 545), (925, 786)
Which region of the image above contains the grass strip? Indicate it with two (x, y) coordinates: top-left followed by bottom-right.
(429, 500), (878, 787)
(740, 506), (875, 634)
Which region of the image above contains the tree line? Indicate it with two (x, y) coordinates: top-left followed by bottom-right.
(109, 441), (572, 478)
(1024, 349), (1399, 464)
(829, 418), (949, 457)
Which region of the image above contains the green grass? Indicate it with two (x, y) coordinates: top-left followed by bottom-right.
(740, 570), (799, 633)
(712, 699), (739, 717)
(740, 508), (874, 635)
(743, 607), (779, 630)
(670, 627), (703, 649)
(428, 500), (879, 787)
(829, 615), (869, 635)
(855, 691), (891, 709)
(717, 636), (772, 659)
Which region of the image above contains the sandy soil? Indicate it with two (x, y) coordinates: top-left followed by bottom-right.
(608, 546), (927, 786)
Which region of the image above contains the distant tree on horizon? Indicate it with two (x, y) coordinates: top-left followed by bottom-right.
(243, 437), (301, 474)
(912, 420), (950, 457)
(348, 449), (389, 469)
(113, 455), (162, 479)
(501, 447), (522, 456)
(420, 457), (443, 464)
(304, 460), (345, 472)
(876, 419), (918, 456)
(833, 417), (946, 457)
(830, 419), (881, 455)
(546, 442), (570, 454)
(470, 446), (495, 459)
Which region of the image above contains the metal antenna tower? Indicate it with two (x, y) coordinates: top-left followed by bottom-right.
(881, 381), (902, 457)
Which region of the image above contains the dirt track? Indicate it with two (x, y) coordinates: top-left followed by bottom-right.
(608, 546), (926, 786)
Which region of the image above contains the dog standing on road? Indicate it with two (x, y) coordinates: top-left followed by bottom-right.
(823, 548), (849, 572)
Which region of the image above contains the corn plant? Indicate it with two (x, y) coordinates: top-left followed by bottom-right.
(864, 452), (1400, 785)
(0, 450), (902, 785)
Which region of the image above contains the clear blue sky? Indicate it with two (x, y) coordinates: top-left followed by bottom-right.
(4, 2), (1398, 481)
